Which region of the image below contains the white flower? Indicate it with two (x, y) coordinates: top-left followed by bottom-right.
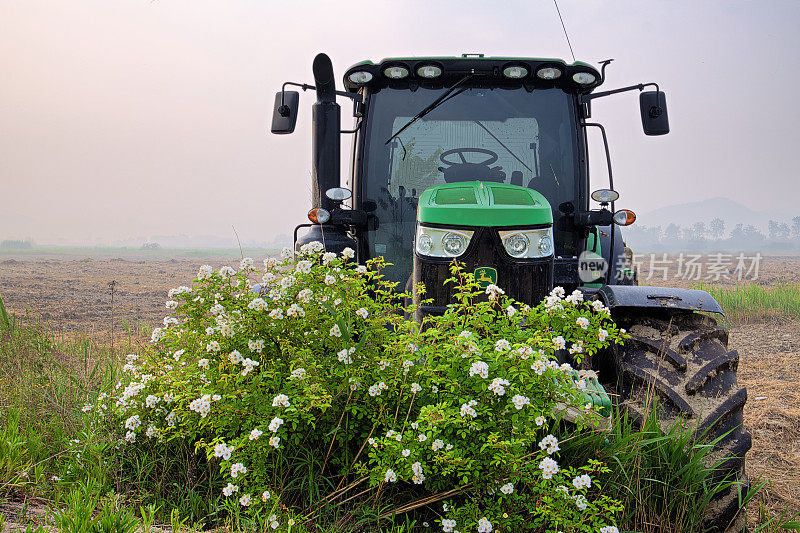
(572, 474), (592, 490)
(566, 289), (584, 304)
(124, 431), (136, 443)
(356, 265), (367, 274)
(442, 518), (457, 532)
(511, 394), (530, 410)
(145, 395), (160, 408)
(268, 417), (284, 432)
(229, 350), (243, 364)
(248, 298), (268, 311)
(230, 463), (247, 478)
(296, 260), (313, 274)
(431, 439), (444, 451)
(269, 308), (284, 320)
(324, 274), (336, 286)
(287, 303), (305, 317)
(189, 395), (212, 418)
(477, 517), (493, 533)
(322, 251), (337, 264)
(506, 305), (517, 317)
(218, 265), (236, 278)
(212, 394), (221, 401)
(598, 328), (608, 341)
(337, 348), (354, 364)
(460, 400), (478, 418)
(410, 422), (419, 430)
(249, 428), (263, 440)
(280, 275), (296, 289)
(574, 494), (588, 510)
(272, 394), (290, 408)
(552, 336), (566, 350)
(248, 339), (265, 353)
(197, 265), (214, 280)
(165, 300), (178, 309)
(172, 349), (185, 361)
(297, 288), (313, 303)
(239, 493), (251, 506)
(469, 360), (489, 379)
(535, 415), (546, 426)
(342, 247), (355, 259)
(539, 457), (559, 479)
(550, 286), (565, 299)
(262, 490), (271, 501)
(222, 482), (239, 497)
(269, 436), (280, 448)
(290, 367), (307, 380)
(81, 404), (92, 412)
(206, 341), (221, 353)
(146, 425), (157, 438)
(240, 257), (254, 271)
(600, 527), (620, 533)
(488, 377), (510, 396)
(402, 448), (411, 457)
(330, 324), (342, 337)
(411, 461), (423, 475)
(531, 359), (546, 376)
(494, 339), (511, 352)
(280, 247), (293, 258)
(355, 307), (369, 319)
(418, 433), (427, 442)
(500, 482), (514, 494)
(368, 384), (382, 397)
(485, 284), (504, 301)
(125, 415), (141, 430)
(410, 382), (422, 393)
(150, 328), (165, 343)
(210, 303), (225, 316)
(539, 434), (560, 455)
(241, 358), (259, 376)
(575, 378), (587, 390)
(576, 316), (590, 329)
(384, 469), (397, 482)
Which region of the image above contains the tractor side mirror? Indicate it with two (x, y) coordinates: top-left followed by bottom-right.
(640, 90), (669, 135)
(271, 91), (299, 134)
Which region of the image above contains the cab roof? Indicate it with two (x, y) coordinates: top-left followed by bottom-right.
(343, 54), (602, 93)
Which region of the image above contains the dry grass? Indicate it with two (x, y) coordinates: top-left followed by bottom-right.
(738, 343), (800, 525)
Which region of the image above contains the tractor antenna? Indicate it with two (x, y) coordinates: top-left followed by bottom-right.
(553, 0), (576, 62)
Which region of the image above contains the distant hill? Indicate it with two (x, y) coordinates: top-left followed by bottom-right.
(639, 197), (791, 231)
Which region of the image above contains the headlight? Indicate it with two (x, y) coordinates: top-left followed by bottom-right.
(499, 228), (554, 259)
(415, 225), (474, 258)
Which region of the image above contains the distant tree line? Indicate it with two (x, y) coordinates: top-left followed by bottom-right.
(0, 239), (33, 249)
(625, 217), (800, 252)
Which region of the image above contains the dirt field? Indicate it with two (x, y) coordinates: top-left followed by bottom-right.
(1, 251), (798, 525)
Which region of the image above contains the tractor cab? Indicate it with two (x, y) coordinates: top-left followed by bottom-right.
(272, 53), (668, 309)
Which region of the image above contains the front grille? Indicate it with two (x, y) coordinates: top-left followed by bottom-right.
(414, 227), (553, 309)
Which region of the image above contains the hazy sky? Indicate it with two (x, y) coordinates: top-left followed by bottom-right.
(1, 0), (798, 245)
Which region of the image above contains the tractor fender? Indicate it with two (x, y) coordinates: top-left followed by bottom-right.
(596, 284), (724, 314)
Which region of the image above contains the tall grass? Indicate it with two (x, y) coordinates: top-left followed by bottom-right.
(696, 282), (800, 322)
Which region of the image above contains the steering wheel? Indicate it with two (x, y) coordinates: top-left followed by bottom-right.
(440, 148), (499, 167)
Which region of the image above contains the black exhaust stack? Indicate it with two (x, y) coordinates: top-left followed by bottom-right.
(295, 53), (356, 255)
(311, 53), (340, 211)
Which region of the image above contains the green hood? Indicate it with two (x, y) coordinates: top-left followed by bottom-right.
(417, 181), (552, 227)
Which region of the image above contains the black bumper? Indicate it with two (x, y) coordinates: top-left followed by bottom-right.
(413, 227), (553, 316)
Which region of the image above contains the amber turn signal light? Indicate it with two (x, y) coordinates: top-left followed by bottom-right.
(307, 208), (331, 224)
(613, 209), (636, 226)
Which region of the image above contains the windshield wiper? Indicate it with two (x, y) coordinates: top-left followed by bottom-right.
(384, 72), (475, 145)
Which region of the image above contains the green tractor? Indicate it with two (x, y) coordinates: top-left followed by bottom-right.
(271, 53), (750, 531)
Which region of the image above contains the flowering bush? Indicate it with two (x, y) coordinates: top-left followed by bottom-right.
(96, 243), (627, 532)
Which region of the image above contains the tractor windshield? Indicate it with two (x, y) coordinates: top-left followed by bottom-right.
(359, 86), (579, 285)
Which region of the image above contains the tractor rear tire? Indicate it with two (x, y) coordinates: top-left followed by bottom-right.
(610, 310), (751, 533)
